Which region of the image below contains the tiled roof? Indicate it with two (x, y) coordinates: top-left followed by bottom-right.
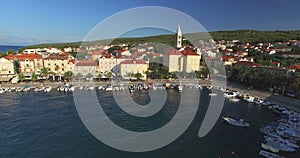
(288, 64), (300, 70)
(5, 54), (43, 61)
(120, 59), (147, 64)
(236, 61), (261, 67)
(75, 60), (98, 66)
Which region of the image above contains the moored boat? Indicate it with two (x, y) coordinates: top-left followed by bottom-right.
(222, 116), (250, 127)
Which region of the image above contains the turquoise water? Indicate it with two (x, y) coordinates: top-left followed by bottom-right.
(0, 88), (298, 158)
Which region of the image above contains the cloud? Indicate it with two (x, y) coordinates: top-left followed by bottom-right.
(0, 35), (57, 46)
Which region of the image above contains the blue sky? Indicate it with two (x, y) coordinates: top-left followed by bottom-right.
(1, 0), (300, 45)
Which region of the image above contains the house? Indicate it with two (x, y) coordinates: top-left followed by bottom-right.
(222, 56), (237, 66)
(120, 59), (148, 80)
(74, 60), (98, 78)
(43, 54), (73, 76)
(98, 56), (126, 74)
(287, 64), (300, 72)
(163, 50), (184, 72)
(0, 57), (16, 82)
(5, 54), (43, 76)
(235, 61), (261, 67)
(182, 51), (201, 73)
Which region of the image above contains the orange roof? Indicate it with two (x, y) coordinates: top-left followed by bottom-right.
(5, 54), (43, 61)
(288, 64), (300, 70)
(75, 60), (98, 66)
(120, 59), (147, 65)
(181, 50), (199, 56)
(236, 61), (261, 67)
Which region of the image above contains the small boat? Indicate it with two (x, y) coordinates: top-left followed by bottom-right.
(209, 93), (217, 96)
(258, 150), (286, 158)
(222, 116), (250, 127)
(177, 85), (182, 92)
(105, 86), (113, 92)
(261, 140), (280, 153)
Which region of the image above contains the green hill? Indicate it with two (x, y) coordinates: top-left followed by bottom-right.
(26, 30), (300, 50)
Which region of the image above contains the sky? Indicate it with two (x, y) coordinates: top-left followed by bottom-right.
(1, 0), (300, 46)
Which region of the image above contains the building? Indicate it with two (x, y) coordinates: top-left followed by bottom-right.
(98, 56), (126, 74)
(176, 25), (183, 48)
(0, 57), (16, 82)
(5, 54), (44, 76)
(43, 54), (74, 76)
(163, 51), (184, 72)
(74, 60), (98, 78)
(183, 51), (201, 73)
(120, 59), (148, 80)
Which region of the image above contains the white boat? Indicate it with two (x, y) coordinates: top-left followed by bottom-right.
(265, 136), (299, 149)
(224, 91), (238, 98)
(0, 88), (5, 94)
(222, 116), (250, 127)
(105, 86), (113, 91)
(177, 85), (182, 92)
(259, 150), (286, 158)
(44, 87), (52, 92)
(261, 140), (280, 153)
(209, 93), (217, 96)
(228, 98), (240, 102)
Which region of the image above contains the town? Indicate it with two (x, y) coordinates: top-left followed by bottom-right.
(0, 26), (300, 98)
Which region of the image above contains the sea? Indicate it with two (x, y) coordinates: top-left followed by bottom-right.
(0, 45), (24, 53)
(0, 88), (299, 158)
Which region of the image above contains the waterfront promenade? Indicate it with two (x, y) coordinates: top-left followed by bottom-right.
(1, 79), (299, 112)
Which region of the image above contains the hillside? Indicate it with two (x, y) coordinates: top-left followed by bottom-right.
(26, 30), (300, 49)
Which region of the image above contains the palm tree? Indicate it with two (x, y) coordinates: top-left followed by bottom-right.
(107, 72), (113, 81)
(97, 73), (102, 81)
(31, 73), (38, 82)
(18, 73), (25, 82)
(290, 75), (300, 98)
(40, 67), (51, 81)
(63, 71), (73, 82)
(76, 73), (83, 81)
(86, 73), (93, 81)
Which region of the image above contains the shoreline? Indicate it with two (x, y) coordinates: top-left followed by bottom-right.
(1, 79), (299, 112)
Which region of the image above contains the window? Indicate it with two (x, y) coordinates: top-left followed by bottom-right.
(62, 68), (64, 71)
(48, 63), (50, 66)
(62, 63), (64, 66)
(26, 64), (29, 68)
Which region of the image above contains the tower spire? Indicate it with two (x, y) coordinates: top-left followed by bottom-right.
(176, 25), (182, 48)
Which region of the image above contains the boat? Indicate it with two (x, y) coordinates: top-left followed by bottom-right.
(224, 91), (238, 98)
(265, 136), (299, 149)
(258, 150), (286, 158)
(261, 140), (280, 153)
(177, 85), (182, 92)
(222, 116), (250, 127)
(228, 97), (240, 102)
(105, 86), (113, 92)
(209, 93), (217, 96)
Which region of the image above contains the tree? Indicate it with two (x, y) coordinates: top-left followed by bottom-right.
(200, 66), (209, 79)
(76, 73), (83, 81)
(132, 73), (143, 81)
(97, 73), (103, 81)
(40, 67), (51, 81)
(18, 73), (25, 82)
(86, 73), (93, 81)
(290, 75), (300, 98)
(107, 72), (113, 81)
(64, 71), (73, 82)
(31, 73), (38, 82)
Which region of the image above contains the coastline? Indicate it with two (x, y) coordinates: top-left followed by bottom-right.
(1, 79), (299, 112)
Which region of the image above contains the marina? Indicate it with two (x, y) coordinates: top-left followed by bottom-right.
(1, 82), (300, 157)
